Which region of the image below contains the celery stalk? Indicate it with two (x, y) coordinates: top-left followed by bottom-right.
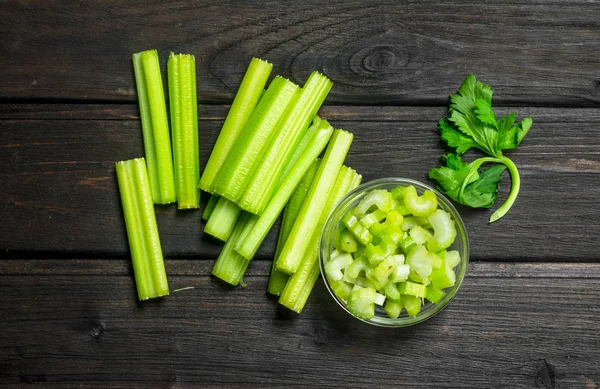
(212, 213), (253, 286)
(204, 197), (242, 241)
(239, 72), (333, 215)
(199, 58), (272, 191)
(115, 158), (169, 300)
(275, 129), (354, 274)
(210, 77), (300, 203)
(168, 53), (200, 209)
(132, 50), (176, 204)
(279, 167), (362, 312)
(268, 159), (321, 296)
(202, 194), (219, 221)
(234, 119), (334, 260)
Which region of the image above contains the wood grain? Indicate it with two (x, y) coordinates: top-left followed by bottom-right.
(1, 105), (599, 260)
(0, 260), (598, 388)
(1, 0), (598, 105)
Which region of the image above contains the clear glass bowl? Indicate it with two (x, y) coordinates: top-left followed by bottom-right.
(319, 177), (469, 327)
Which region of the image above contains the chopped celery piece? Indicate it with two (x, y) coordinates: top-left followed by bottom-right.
(374, 292), (386, 306)
(427, 209), (457, 251)
(359, 209), (387, 229)
(402, 216), (426, 231)
(234, 120), (334, 260)
(276, 129), (354, 274)
(364, 235), (396, 266)
(364, 268), (388, 291)
(408, 270), (431, 286)
(371, 255), (396, 284)
(279, 166), (358, 311)
(384, 300), (403, 319)
(211, 213), (253, 286)
(168, 53), (199, 209)
(347, 285), (377, 320)
(391, 186), (406, 200)
(211, 76), (300, 203)
(338, 229), (358, 253)
(398, 281), (427, 298)
(324, 253), (353, 281)
(409, 225), (433, 246)
(430, 258), (457, 290)
(384, 281), (401, 302)
(268, 160), (320, 296)
(403, 185), (438, 217)
(446, 250), (462, 268)
(330, 280), (353, 303)
(132, 50), (176, 204)
(342, 213), (373, 246)
(346, 256), (370, 279)
(199, 58), (272, 191)
(115, 158), (169, 300)
(402, 295), (422, 317)
(406, 244), (433, 278)
(399, 233), (417, 255)
(239, 73), (333, 215)
(354, 189), (393, 217)
(202, 194), (219, 221)
(204, 197), (241, 241)
(426, 285), (446, 304)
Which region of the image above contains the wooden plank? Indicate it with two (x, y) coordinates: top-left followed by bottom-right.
(0, 260), (598, 388)
(0, 1), (598, 105)
(1, 105), (599, 260)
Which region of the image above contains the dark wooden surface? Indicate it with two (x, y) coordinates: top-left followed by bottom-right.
(1, 1), (599, 388)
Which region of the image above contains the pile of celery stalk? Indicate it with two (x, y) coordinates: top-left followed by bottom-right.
(116, 50), (360, 314)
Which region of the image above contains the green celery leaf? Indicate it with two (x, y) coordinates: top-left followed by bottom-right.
(428, 154), (476, 201)
(474, 98), (497, 128)
(460, 164), (507, 208)
(438, 119), (477, 155)
(498, 114), (533, 151)
(443, 153), (468, 170)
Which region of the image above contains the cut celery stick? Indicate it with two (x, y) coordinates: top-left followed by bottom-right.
(202, 194), (219, 221)
(168, 53), (200, 209)
(234, 120), (334, 260)
(212, 213), (253, 286)
(204, 197), (242, 241)
(211, 77), (300, 203)
(199, 58), (272, 191)
(268, 159), (321, 296)
(279, 167), (361, 312)
(239, 72), (333, 215)
(132, 50), (176, 204)
(115, 158), (169, 300)
(276, 129), (354, 274)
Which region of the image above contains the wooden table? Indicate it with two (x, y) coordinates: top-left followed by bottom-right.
(1, 1), (599, 388)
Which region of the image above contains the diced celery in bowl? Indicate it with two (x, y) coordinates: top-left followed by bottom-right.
(319, 178), (469, 327)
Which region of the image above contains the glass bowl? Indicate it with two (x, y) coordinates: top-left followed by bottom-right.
(319, 177), (469, 327)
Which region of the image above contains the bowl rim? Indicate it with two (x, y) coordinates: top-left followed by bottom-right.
(318, 177), (470, 328)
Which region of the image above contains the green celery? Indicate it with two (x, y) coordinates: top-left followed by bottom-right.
(132, 50), (176, 204)
(199, 58), (272, 191)
(239, 72), (333, 215)
(268, 160), (321, 296)
(204, 197), (242, 241)
(211, 213), (253, 286)
(168, 53), (199, 209)
(276, 129), (354, 274)
(202, 195), (219, 221)
(115, 158), (169, 300)
(211, 77), (300, 203)
(234, 120), (334, 260)
(279, 168), (362, 312)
